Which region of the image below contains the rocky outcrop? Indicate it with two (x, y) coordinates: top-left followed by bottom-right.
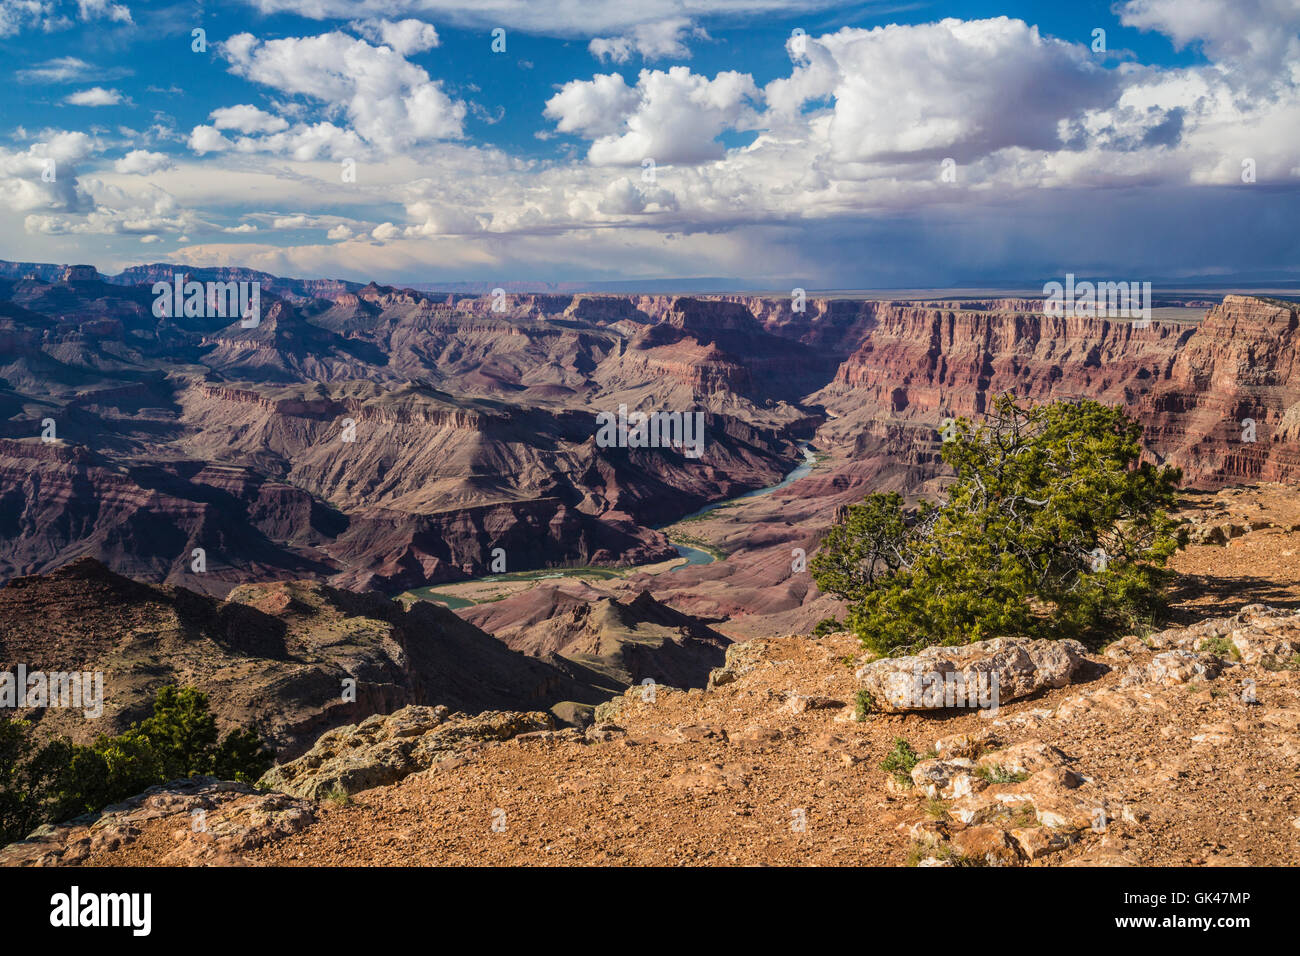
(902, 605), (1300, 865)
(707, 638), (770, 689)
(1104, 604), (1300, 671)
(904, 736), (1113, 864)
(9, 605), (1299, 867)
(856, 637), (1091, 712)
(60, 265), (101, 282)
(0, 777), (315, 867)
(259, 704), (553, 799)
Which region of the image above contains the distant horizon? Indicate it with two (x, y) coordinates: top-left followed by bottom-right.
(3, 256), (1300, 299)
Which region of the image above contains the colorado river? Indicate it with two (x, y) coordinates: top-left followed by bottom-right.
(662, 443), (815, 570)
(669, 443), (816, 527)
(402, 443), (815, 605)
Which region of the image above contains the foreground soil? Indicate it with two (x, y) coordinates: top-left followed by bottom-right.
(44, 620), (1297, 867)
(10, 484), (1300, 867)
(1168, 484), (1300, 619)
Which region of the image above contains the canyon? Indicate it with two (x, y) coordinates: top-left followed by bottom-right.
(4, 266), (1296, 601)
(2, 260), (1300, 747)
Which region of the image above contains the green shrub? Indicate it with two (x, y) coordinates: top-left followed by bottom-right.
(812, 395), (1183, 654)
(853, 689), (875, 721)
(1198, 636), (1240, 661)
(880, 737), (923, 784)
(322, 784), (354, 807)
(811, 617), (842, 638)
(0, 686), (273, 844)
(0, 718), (45, 847)
(923, 798), (949, 821)
(975, 764), (1029, 785)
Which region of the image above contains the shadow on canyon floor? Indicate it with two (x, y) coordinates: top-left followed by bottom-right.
(1164, 572), (1300, 625)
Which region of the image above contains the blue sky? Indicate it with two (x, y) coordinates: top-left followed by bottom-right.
(2, 0), (1297, 287)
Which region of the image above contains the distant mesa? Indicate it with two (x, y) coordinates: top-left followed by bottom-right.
(60, 264), (100, 282)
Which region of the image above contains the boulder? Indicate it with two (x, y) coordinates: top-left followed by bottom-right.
(707, 639), (770, 690)
(911, 758), (981, 800)
(1011, 826), (1071, 860)
(932, 728), (1000, 760)
(903, 819), (947, 846)
(976, 741), (1074, 778)
(1133, 650), (1223, 685)
(941, 742), (1099, 833)
(856, 637), (1089, 712)
(949, 825), (1022, 866)
(259, 704), (552, 800)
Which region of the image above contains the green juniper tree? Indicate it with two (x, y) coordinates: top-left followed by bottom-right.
(812, 394), (1183, 655)
(0, 717), (43, 845)
(0, 686), (273, 844)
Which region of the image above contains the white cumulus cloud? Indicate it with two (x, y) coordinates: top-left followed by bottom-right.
(349, 17), (439, 56)
(546, 66), (761, 165)
(216, 31), (465, 155)
(66, 86), (123, 106)
(187, 125), (232, 155)
(766, 18), (1118, 165)
(209, 104), (290, 134)
(113, 149), (173, 174)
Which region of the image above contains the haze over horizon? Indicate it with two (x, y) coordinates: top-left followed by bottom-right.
(1, 0), (1297, 288)
(9, 256), (1300, 296)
